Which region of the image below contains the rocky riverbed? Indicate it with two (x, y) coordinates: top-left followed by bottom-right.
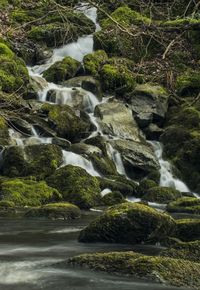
(0, 0), (199, 289)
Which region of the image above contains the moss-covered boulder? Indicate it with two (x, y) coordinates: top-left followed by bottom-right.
(137, 179), (157, 197)
(161, 240), (200, 263)
(42, 103), (91, 142)
(98, 176), (138, 197)
(46, 165), (101, 209)
(43, 57), (81, 84)
(0, 42), (29, 94)
(25, 202), (80, 220)
(68, 251), (200, 289)
(101, 191), (125, 206)
(0, 178), (61, 207)
(167, 197), (200, 214)
(99, 63), (136, 95)
(90, 154), (118, 176)
(79, 202), (175, 244)
(2, 144), (63, 179)
(175, 219), (200, 242)
(83, 50), (108, 77)
(142, 186), (182, 204)
(176, 70), (200, 96)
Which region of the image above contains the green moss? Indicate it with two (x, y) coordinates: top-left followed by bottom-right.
(142, 186), (182, 204)
(0, 116), (9, 139)
(98, 176), (137, 196)
(2, 144), (63, 179)
(99, 64), (136, 94)
(83, 50), (108, 77)
(90, 154), (118, 176)
(101, 6), (151, 28)
(161, 240), (200, 263)
(175, 219), (200, 241)
(68, 251), (200, 289)
(42, 103), (90, 142)
(43, 57), (81, 84)
(101, 191), (125, 206)
(0, 200), (15, 208)
(137, 179), (157, 197)
(0, 44), (29, 93)
(46, 165), (101, 209)
(176, 70), (200, 95)
(25, 202), (81, 220)
(167, 197), (200, 214)
(0, 179), (61, 207)
(11, 9), (35, 23)
(79, 202), (175, 243)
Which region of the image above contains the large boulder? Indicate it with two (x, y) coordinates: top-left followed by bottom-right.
(130, 83), (169, 127)
(79, 202), (175, 243)
(110, 139), (159, 179)
(43, 57), (81, 84)
(0, 178), (61, 207)
(25, 202), (80, 220)
(175, 219), (200, 242)
(167, 197), (200, 214)
(94, 100), (141, 141)
(68, 251), (200, 289)
(142, 186), (182, 204)
(46, 165), (101, 209)
(42, 103), (92, 142)
(1, 144), (63, 179)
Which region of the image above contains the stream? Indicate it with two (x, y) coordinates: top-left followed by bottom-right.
(0, 3), (197, 290)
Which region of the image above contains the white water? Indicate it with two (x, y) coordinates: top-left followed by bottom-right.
(150, 141), (190, 192)
(107, 143), (126, 176)
(62, 150), (100, 176)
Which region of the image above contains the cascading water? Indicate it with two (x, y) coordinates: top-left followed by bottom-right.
(107, 143), (126, 176)
(149, 141), (191, 193)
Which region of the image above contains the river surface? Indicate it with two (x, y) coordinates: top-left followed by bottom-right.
(0, 214), (188, 290)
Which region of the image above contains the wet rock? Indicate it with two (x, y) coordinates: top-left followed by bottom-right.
(68, 251), (200, 289)
(110, 139), (159, 179)
(2, 144), (63, 179)
(79, 202), (176, 243)
(143, 123), (164, 140)
(142, 186), (182, 204)
(43, 57), (81, 84)
(25, 202), (81, 220)
(9, 118), (33, 136)
(46, 165), (101, 209)
(0, 178), (61, 206)
(167, 197), (200, 214)
(161, 240), (200, 263)
(71, 143), (102, 156)
(94, 100), (141, 141)
(131, 83), (169, 127)
(52, 137), (71, 150)
(175, 219), (200, 241)
(26, 75), (48, 100)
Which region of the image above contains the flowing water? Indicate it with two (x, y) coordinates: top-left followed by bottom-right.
(0, 216), (187, 290)
(1, 3), (197, 290)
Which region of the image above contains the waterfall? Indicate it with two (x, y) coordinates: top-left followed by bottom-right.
(150, 141), (190, 192)
(62, 150), (100, 177)
(107, 144), (126, 176)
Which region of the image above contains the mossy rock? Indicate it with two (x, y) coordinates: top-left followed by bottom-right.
(79, 202), (176, 244)
(0, 178), (61, 207)
(83, 50), (108, 77)
(142, 186), (182, 204)
(2, 144), (63, 179)
(46, 165), (101, 209)
(25, 202), (80, 220)
(137, 179), (157, 197)
(175, 219), (200, 242)
(43, 57), (81, 84)
(68, 251), (200, 289)
(176, 70), (200, 96)
(90, 154), (118, 176)
(98, 176), (138, 196)
(99, 63), (136, 94)
(42, 103), (91, 142)
(101, 191), (125, 206)
(167, 197), (200, 214)
(0, 42), (29, 94)
(0, 116), (9, 141)
(161, 240), (200, 263)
